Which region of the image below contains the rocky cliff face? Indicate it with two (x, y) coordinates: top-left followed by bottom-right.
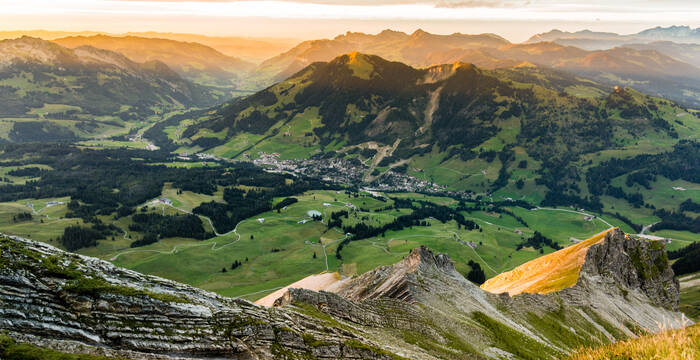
(0, 235), (400, 359)
(279, 229), (690, 359)
(0, 229), (691, 359)
(573, 231), (679, 310)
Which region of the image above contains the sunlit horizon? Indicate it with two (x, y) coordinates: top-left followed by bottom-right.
(1, 0), (699, 42)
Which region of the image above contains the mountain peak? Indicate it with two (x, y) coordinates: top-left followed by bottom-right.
(407, 245), (457, 273)
(332, 51), (381, 79)
(0, 36), (77, 68)
(481, 227), (680, 310)
(411, 28), (429, 37)
(377, 28), (405, 37)
(333, 245), (460, 302)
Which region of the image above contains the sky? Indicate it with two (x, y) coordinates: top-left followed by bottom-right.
(1, 0), (699, 42)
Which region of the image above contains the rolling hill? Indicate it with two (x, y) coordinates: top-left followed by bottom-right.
(123, 32), (300, 63)
(484, 43), (700, 106)
(250, 29), (510, 86)
(53, 35), (255, 89)
(170, 52), (698, 204)
(251, 28), (700, 106)
(0, 36), (227, 142)
(625, 41), (700, 68)
(527, 25), (700, 50)
(0, 30), (299, 64)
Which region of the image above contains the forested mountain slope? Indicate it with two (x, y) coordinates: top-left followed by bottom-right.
(0, 36), (227, 143)
(53, 35), (255, 89)
(170, 52), (699, 214)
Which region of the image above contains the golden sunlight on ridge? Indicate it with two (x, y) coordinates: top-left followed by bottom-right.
(481, 227), (616, 296)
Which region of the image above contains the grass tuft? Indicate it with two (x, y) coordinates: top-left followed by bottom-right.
(568, 323), (699, 360)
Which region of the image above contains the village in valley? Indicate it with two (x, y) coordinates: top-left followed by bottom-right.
(251, 151), (447, 194)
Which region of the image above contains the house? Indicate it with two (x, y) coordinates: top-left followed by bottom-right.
(158, 198), (172, 205)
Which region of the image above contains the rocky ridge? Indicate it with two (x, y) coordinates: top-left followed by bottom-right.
(278, 229), (690, 359)
(0, 234), (399, 359)
(0, 228), (692, 359)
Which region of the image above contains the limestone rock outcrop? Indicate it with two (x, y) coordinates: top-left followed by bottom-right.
(0, 235), (397, 359)
(0, 228), (692, 359)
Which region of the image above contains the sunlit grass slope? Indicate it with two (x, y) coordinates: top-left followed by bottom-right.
(481, 227), (615, 295)
(568, 323), (699, 360)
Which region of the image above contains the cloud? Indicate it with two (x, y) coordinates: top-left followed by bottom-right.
(435, 0), (531, 8)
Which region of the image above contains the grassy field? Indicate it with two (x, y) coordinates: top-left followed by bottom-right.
(0, 186), (696, 304)
(0, 197), (79, 244)
(0, 163), (53, 185)
(568, 323), (699, 360)
(77, 139), (152, 150)
(679, 272), (700, 321)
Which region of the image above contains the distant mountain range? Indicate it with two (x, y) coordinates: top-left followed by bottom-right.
(251, 29), (510, 85)
(0, 30), (299, 63)
(169, 52), (699, 208)
(1, 26), (699, 145)
(3, 27), (700, 106)
(249, 28), (700, 107)
(53, 35), (255, 89)
(527, 26), (700, 48)
(0, 36), (227, 142)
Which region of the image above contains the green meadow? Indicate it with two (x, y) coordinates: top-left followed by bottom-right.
(2, 185), (679, 303)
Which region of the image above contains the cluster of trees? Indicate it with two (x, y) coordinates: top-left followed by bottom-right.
(274, 197), (298, 210)
(491, 147), (515, 191)
(8, 121), (79, 143)
(541, 191), (603, 213)
(131, 233), (158, 248)
(59, 225), (109, 251)
(466, 260), (486, 284)
(680, 199), (700, 213)
(129, 213), (210, 240)
(230, 259), (245, 270)
(587, 141), (700, 208)
(608, 211), (643, 233)
(668, 242), (700, 276)
(651, 209), (700, 234)
(516, 231), (562, 251)
(327, 210), (349, 229)
(7, 167), (47, 177)
(194, 176), (336, 233)
(0, 144), (340, 249)
(12, 212), (32, 222)
(625, 171), (655, 189)
(605, 186), (645, 208)
(335, 197), (480, 259)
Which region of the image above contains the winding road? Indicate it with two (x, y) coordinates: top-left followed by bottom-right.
(531, 207), (614, 228)
(107, 200), (246, 261)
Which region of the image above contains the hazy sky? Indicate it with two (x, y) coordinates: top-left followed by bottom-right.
(1, 0), (699, 42)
